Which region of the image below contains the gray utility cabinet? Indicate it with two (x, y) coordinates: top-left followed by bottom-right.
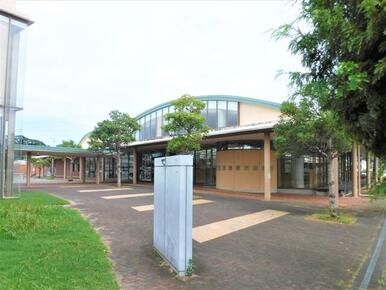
(153, 155), (193, 276)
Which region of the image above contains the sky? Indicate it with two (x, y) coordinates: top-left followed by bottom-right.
(16, 0), (302, 146)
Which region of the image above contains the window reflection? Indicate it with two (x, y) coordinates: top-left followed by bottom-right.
(135, 99), (240, 141)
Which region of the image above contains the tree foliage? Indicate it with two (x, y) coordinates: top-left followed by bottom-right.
(31, 158), (51, 178)
(274, 98), (351, 216)
(163, 94), (209, 154)
(89, 110), (140, 186)
(56, 140), (81, 148)
(274, 99), (350, 159)
(274, 0), (386, 156)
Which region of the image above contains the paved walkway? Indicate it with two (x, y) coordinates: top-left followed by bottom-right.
(24, 184), (385, 290)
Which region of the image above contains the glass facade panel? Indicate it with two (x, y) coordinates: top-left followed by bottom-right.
(193, 147), (216, 186)
(104, 157), (115, 179)
(217, 101), (227, 128)
(144, 115), (150, 140)
(150, 112), (156, 139)
(138, 151), (165, 182)
(162, 107), (169, 137)
(156, 110), (162, 137)
(139, 118), (144, 140)
(277, 155), (328, 190)
(86, 158), (96, 178)
(0, 16), (28, 197)
(227, 101), (238, 126)
(135, 99), (239, 141)
(207, 101), (217, 128)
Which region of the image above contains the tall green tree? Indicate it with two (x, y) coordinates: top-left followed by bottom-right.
(162, 94), (209, 154)
(56, 140), (81, 148)
(31, 158), (51, 178)
(274, 98), (350, 217)
(89, 110), (139, 187)
(274, 0), (386, 156)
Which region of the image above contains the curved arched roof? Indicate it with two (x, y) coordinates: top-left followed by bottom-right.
(135, 95), (281, 120)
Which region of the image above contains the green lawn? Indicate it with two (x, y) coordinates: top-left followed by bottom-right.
(0, 192), (119, 290)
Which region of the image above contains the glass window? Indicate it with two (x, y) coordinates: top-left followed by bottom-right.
(227, 101), (238, 126)
(207, 101), (217, 128)
(201, 101), (208, 120)
(144, 115), (150, 140)
(156, 110), (162, 138)
(217, 101), (227, 128)
(150, 112), (156, 139)
(139, 118), (144, 140)
(162, 107), (169, 137)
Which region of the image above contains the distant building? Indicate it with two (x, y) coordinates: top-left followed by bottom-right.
(78, 95), (375, 198)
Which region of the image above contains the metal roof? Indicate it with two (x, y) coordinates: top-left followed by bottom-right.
(135, 95), (281, 120)
(14, 144), (102, 157)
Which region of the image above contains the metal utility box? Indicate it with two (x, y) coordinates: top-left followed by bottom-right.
(153, 155), (193, 276)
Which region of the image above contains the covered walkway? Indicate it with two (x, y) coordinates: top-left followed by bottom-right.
(15, 144), (105, 186)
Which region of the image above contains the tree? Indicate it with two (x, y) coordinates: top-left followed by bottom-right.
(274, 98), (350, 217)
(89, 110), (139, 187)
(56, 140), (81, 148)
(31, 158), (51, 178)
(162, 94), (209, 154)
(274, 0), (386, 157)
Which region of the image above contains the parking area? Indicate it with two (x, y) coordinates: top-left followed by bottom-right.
(25, 184), (384, 290)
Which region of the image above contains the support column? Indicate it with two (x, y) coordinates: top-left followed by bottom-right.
(63, 158), (67, 180)
(352, 143), (359, 197)
(332, 155), (339, 207)
(132, 148), (137, 185)
(295, 157), (305, 188)
(366, 151), (371, 188)
(26, 152), (32, 187)
(358, 145), (362, 196)
(96, 157), (100, 184)
(264, 133), (271, 201)
(375, 157), (379, 183)
(79, 157), (86, 183)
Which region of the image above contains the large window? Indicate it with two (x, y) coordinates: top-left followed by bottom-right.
(277, 155), (328, 190)
(217, 101), (227, 128)
(135, 99), (240, 141)
(207, 101), (217, 128)
(227, 101), (238, 126)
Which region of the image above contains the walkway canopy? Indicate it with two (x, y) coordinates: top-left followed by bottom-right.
(15, 144), (105, 186)
(15, 144), (103, 157)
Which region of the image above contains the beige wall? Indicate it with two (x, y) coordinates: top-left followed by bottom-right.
(216, 150), (277, 193)
(239, 103), (281, 126)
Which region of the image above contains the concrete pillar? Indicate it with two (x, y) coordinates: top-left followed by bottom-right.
(102, 157), (105, 182)
(63, 158), (67, 180)
(96, 157), (100, 184)
(79, 157), (86, 183)
(26, 152), (32, 186)
(332, 155), (339, 207)
(366, 151), (371, 188)
(352, 143), (359, 197)
(358, 145), (362, 196)
(132, 148), (137, 185)
(295, 157), (305, 188)
(264, 133), (271, 201)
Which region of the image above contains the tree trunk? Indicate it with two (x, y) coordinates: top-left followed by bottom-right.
(117, 153), (121, 187)
(327, 156), (338, 217)
(38, 168), (41, 178)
